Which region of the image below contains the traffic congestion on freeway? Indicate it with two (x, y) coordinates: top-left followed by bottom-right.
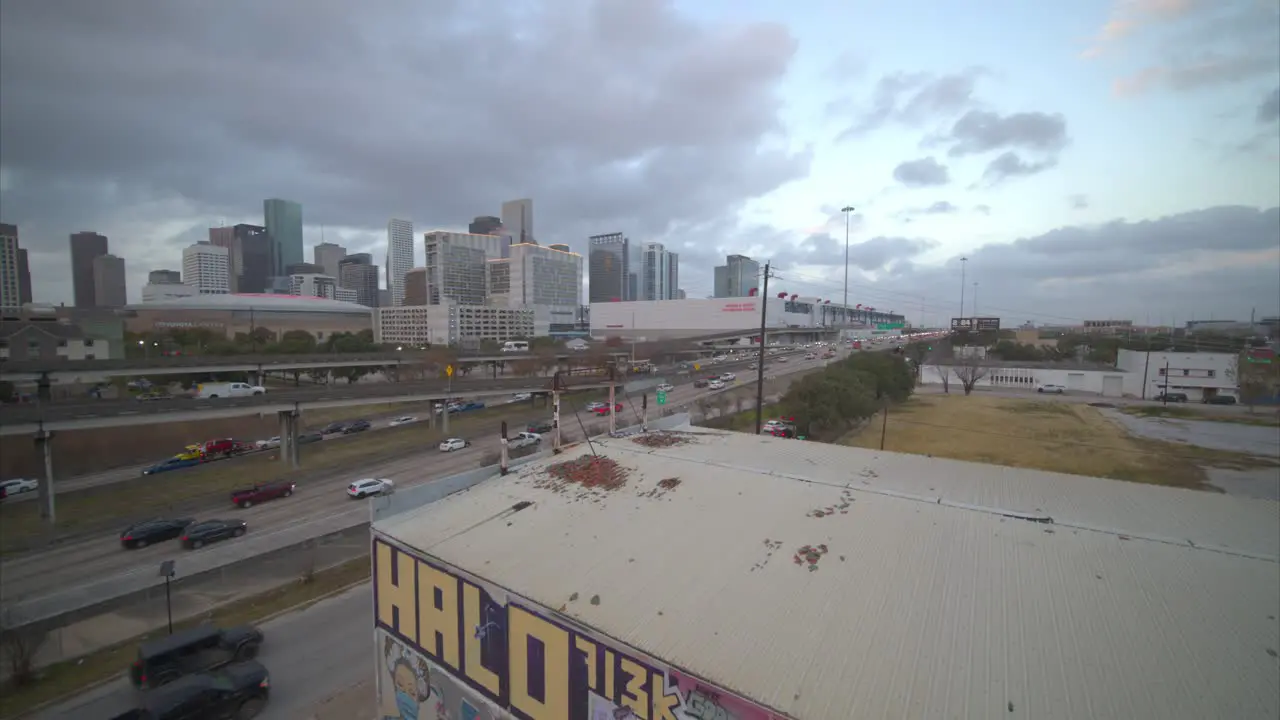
(0, 346), (840, 604)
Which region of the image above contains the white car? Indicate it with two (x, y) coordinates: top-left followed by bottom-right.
(255, 437), (281, 449)
(1, 478), (38, 497)
(389, 416), (419, 427)
(347, 478), (394, 498)
(438, 438), (471, 452)
(511, 393), (533, 403)
(708, 380), (725, 390)
(656, 383), (674, 392)
(585, 401), (607, 411)
(1037, 383), (1067, 394)
(719, 372), (735, 381)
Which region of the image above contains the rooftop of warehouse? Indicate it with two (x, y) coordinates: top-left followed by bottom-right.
(377, 427), (1280, 720)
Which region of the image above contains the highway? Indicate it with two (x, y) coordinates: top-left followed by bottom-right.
(0, 350), (834, 604)
(31, 583), (374, 720)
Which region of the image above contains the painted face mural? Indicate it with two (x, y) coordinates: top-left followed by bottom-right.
(379, 630), (500, 720)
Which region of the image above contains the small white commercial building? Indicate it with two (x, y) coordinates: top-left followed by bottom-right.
(1116, 349), (1239, 401)
(921, 361), (1130, 396)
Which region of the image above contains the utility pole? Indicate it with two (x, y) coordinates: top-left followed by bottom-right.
(959, 257), (968, 318)
(754, 262), (775, 435)
(972, 281), (979, 317)
(841, 206), (856, 311)
(1162, 360), (1170, 406)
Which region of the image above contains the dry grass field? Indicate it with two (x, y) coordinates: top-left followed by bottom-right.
(842, 394), (1273, 490)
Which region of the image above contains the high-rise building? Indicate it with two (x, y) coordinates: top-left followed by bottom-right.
(501, 199), (534, 245)
(468, 216), (502, 235)
(423, 233), (494, 306)
(182, 242), (231, 295)
(386, 218), (414, 307)
(148, 269), (182, 285)
(491, 242), (583, 333)
(264, 198), (303, 274)
(314, 242), (347, 277)
(338, 253), (379, 307)
(234, 225), (272, 294)
(92, 254), (127, 307)
(713, 254), (760, 298)
(208, 226), (240, 293)
(0, 224), (23, 308)
(641, 242), (679, 301)
(286, 262), (325, 275)
(70, 231), (109, 308)
(403, 267), (428, 306)
(17, 248), (31, 304)
(289, 273), (338, 300)
(588, 232), (629, 303)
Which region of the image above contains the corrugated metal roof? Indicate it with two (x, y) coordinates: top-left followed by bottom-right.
(378, 431), (1280, 720)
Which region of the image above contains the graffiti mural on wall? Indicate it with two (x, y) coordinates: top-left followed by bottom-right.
(378, 628), (502, 720)
(374, 538), (787, 720)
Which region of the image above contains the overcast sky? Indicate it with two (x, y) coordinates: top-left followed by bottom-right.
(1, 0), (1277, 326)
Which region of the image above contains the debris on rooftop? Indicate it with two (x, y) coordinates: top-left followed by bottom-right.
(793, 543), (829, 571)
(751, 539), (784, 572)
(537, 455), (630, 494)
(639, 476), (682, 500)
(807, 488), (856, 518)
(630, 430), (697, 448)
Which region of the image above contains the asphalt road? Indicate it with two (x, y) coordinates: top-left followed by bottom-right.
(30, 583), (374, 720)
(0, 350), (800, 497)
(0, 351), (835, 603)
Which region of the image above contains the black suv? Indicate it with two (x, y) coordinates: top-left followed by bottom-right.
(112, 661), (271, 719)
(129, 624), (264, 689)
(1205, 395), (1237, 405)
(120, 518), (195, 550)
(527, 420), (554, 434)
(320, 421), (348, 435)
(342, 419), (372, 434)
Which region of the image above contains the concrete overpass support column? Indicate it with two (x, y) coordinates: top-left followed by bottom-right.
(36, 373), (52, 402)
(608, 385), (617, 435)
(34, 428), (56, 523)
(277, 411), (300, 468)
(499, 421), (510, 476)
(551, 390), (562, 454)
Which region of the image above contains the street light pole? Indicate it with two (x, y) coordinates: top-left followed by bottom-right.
(972, 281), (979, 317)
(841, 206), (856, 313)
(959, 257), (968, 317)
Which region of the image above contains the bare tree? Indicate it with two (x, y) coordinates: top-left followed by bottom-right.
(952, 356), (990, 396)
(0, 610), (46, 687)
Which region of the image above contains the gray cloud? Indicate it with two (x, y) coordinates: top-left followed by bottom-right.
(895, 201), (960, 221)
(1069, 194), (1090, 210)
(946, 110), (1068, 157)
(834, 67), (985, 140)
(1259, 87), (1280, 124)
(854, 206), (1280, 326)
(892, 157), (950, 187)
(974, 204), (992, 215)
(979, 152), (1057, 185)
(0, 0), (810, 303)
(791, 233), (938, 271)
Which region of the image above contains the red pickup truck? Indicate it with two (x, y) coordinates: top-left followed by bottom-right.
(230, 481), (295, 508)
(204, 438), (253, 457)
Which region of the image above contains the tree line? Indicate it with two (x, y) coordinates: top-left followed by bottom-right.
(771, 352), (916, 442)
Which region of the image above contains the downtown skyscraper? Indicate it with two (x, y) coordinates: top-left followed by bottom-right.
(386, 218), (413, 306)
(264, 198), (303, 276)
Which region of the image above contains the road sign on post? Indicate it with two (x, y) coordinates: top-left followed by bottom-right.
(975, 317), (1001, 331)
(876, 322), (905, 330)
(445, 364), (454, 377)
(657, 390), (667, 405)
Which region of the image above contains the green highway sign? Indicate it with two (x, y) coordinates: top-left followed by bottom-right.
(876, 322), (905, 330)
(657, 390), (667, 405)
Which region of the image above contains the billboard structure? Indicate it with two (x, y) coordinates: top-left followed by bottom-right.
(951, 317), (1000, 331)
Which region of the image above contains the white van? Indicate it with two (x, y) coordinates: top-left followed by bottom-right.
(501, 341), (530, 353)
(195, 382), (266, 399)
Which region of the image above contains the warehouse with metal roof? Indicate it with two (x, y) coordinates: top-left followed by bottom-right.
(371, 425), (1280, 720)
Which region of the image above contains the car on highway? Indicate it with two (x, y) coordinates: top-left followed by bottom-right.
(128, 624), (265, 690)
(230, 480), (296, 508)
(194, 382), (266, 400)
(174, 445), (205, 461)
(509, 432), (541, 450)
(120, 517), (196, 549)
(204, 438), (252, 457)
(585, 401), (607, 411)
(776, 356), (788, 363)
(320, 421), (348, 435)
(656, 383), (674, 393)
(348, 478), (395, 498)
(135, 390), (168, 402)
(591, 402), (624, 415)
(511, 392), (533, 402)
(439, 437), (471, 452)
(693, 379), (710, 388)
(454, 401), (486, 413)
(255, 436), (281, 449)
(181, 519), (248, 549)
(1036, 383), (1067, 394)
(388, 416), (419, 427)
(342, 419), (372, 434)
(142, 456), (203, 476)
(0, 477), (38, 499)
(298, 430), (324, 444)
(528, 419), (554, 434)
(719, 372), (736, 381)
(113, 661), (272, 720)
(708, 380), (725, 390)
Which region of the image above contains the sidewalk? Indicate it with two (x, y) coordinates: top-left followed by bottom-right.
(305, 679), (375, 720)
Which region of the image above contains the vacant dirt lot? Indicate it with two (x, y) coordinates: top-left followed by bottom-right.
(842, 394), (1277, 490)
